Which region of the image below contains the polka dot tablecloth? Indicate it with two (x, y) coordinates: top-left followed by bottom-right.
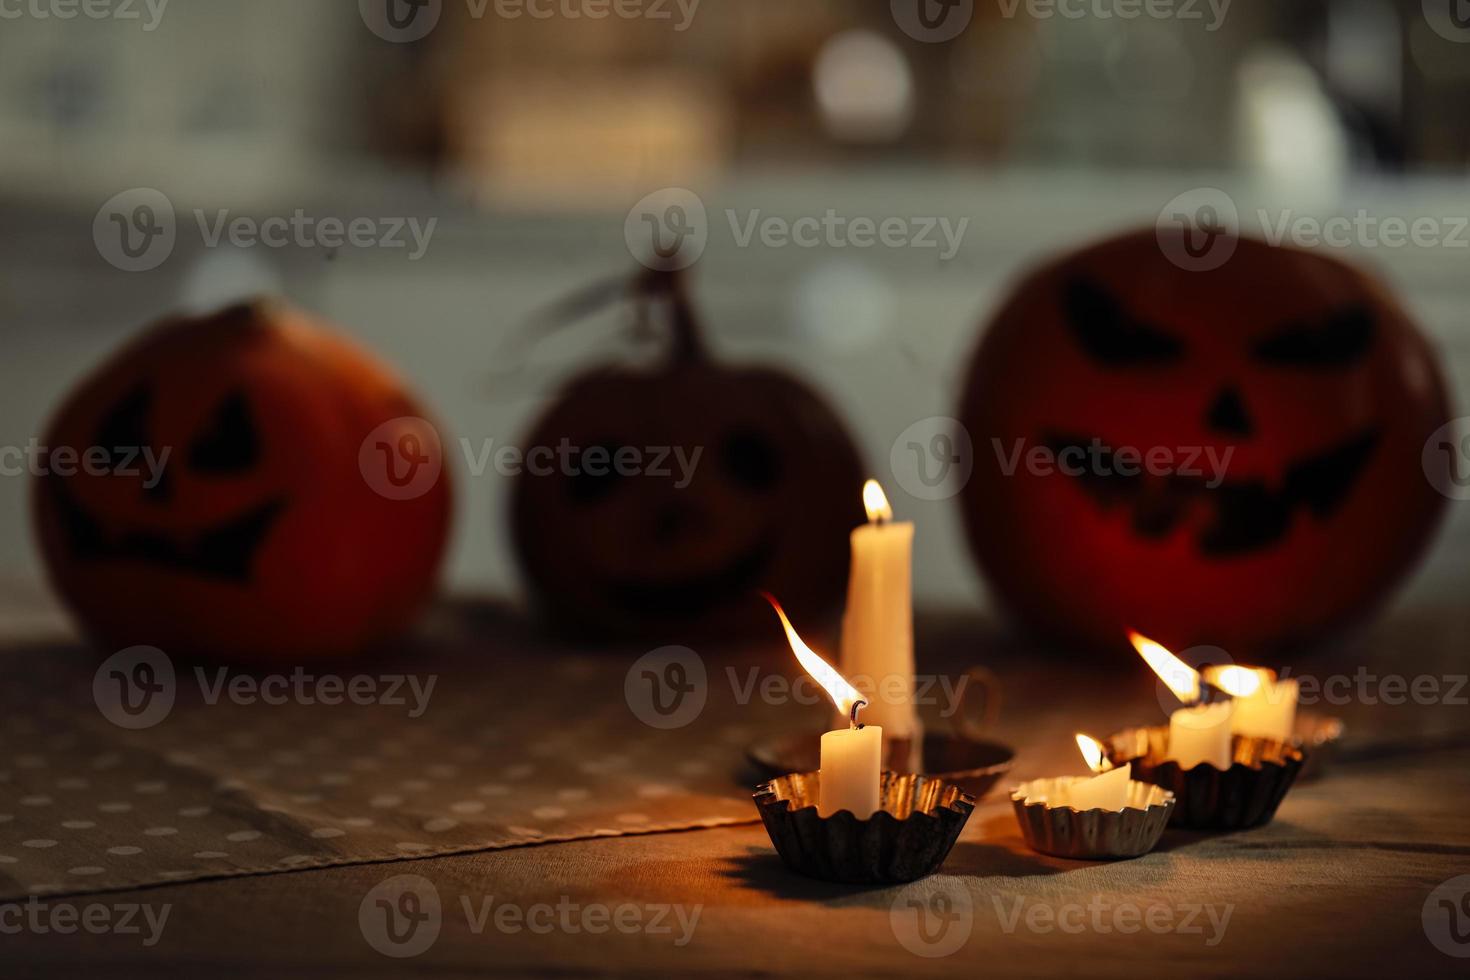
(0, 614), (779, 899)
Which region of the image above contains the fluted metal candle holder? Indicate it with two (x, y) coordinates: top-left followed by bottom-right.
(753, 770), (974, 884)
(1010, 777), (1174, 860)
(1105, 726), (1305, 830)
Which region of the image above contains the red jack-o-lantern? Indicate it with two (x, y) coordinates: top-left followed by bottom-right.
(958, 230), (1450, 657)
(512, 269), (866, 640)
(33, 300), (453, 663)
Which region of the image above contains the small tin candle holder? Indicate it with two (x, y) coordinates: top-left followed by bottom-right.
(1010, 777), (1175, 860)
(753, 770), (975, 884)
(1105, 726), (1305, 831)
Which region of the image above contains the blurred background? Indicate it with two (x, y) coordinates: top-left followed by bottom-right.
(1, 0), (1468, 632)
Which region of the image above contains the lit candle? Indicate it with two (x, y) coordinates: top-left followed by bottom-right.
(840, 480), (918, 745)
(1064, 734), (1132, 812)
(1207, 666), (1299, 743)
(768, 596), (882, 818)
(1130, 631), (1234, 771)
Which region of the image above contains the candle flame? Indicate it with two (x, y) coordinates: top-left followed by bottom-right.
(1212, 665), (1264, 698)
(762, 593), (865, 716)
(1128, 630), (1201, 705)
(863, 479), (893, 524)
(1074, 733), (1111, 773)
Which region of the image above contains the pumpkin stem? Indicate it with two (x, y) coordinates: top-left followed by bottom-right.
(635, 267), (708, 365)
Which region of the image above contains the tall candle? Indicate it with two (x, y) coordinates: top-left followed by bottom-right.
(840, 480), (918, 740)
(1207, 666), (1299, 742)
(767, 596), (883, 819)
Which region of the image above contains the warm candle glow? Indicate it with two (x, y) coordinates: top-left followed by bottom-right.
(1211, 665), (1264, 698)
(764, 593), (865, 716)
(1128, 630), (1201, 704)
(862, 479), (893, 524)
(1074, 733), (1112, 773)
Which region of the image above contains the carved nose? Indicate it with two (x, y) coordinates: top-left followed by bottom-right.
(652, 501), (704, 545)
(1205, 386), (1254, 436)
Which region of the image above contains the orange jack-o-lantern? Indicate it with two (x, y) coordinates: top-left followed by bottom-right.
(959, 230), (1450, 657)
(512, 269), (866, 639)
(33, 300), (452, 663)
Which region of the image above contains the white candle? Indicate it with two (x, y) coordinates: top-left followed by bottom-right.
(1066, 764), (1132, 812)
(1066, 735), (1132, 811)
(767, 595), (884, 818)
(1168, 701), (1235, 770)
(1208, 666), (1299, 742)
(840, 481), (918, 740)
(1130, 631), (1236, 771)
(819, 725), (883, 818)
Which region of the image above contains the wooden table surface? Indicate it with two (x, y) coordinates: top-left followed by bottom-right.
(5, 578), (1470, 978)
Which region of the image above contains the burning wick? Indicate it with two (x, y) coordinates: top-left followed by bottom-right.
(863, 479), (892, 528)
(1129, 630), (1234, 771)
(764, 593), (883, 818)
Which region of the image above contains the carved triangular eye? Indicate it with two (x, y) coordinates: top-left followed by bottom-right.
(1063, 278), (1185, 366)
(1252, 305), (1375, 368)
(93, 384), (152, 464)
(187, 390), (259, 473)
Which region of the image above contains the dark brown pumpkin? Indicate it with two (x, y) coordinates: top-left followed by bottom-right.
(511, 269), (866, 640)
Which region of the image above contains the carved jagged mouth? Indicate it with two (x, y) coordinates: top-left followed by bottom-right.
(48, 476), (286, 582)
(1039, 429), (1381, 557)
(605, 537), (777, 617)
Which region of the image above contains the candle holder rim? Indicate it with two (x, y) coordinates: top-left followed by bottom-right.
(1105, 724), (1306, 774)
(1008, 776), (1174, 815)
